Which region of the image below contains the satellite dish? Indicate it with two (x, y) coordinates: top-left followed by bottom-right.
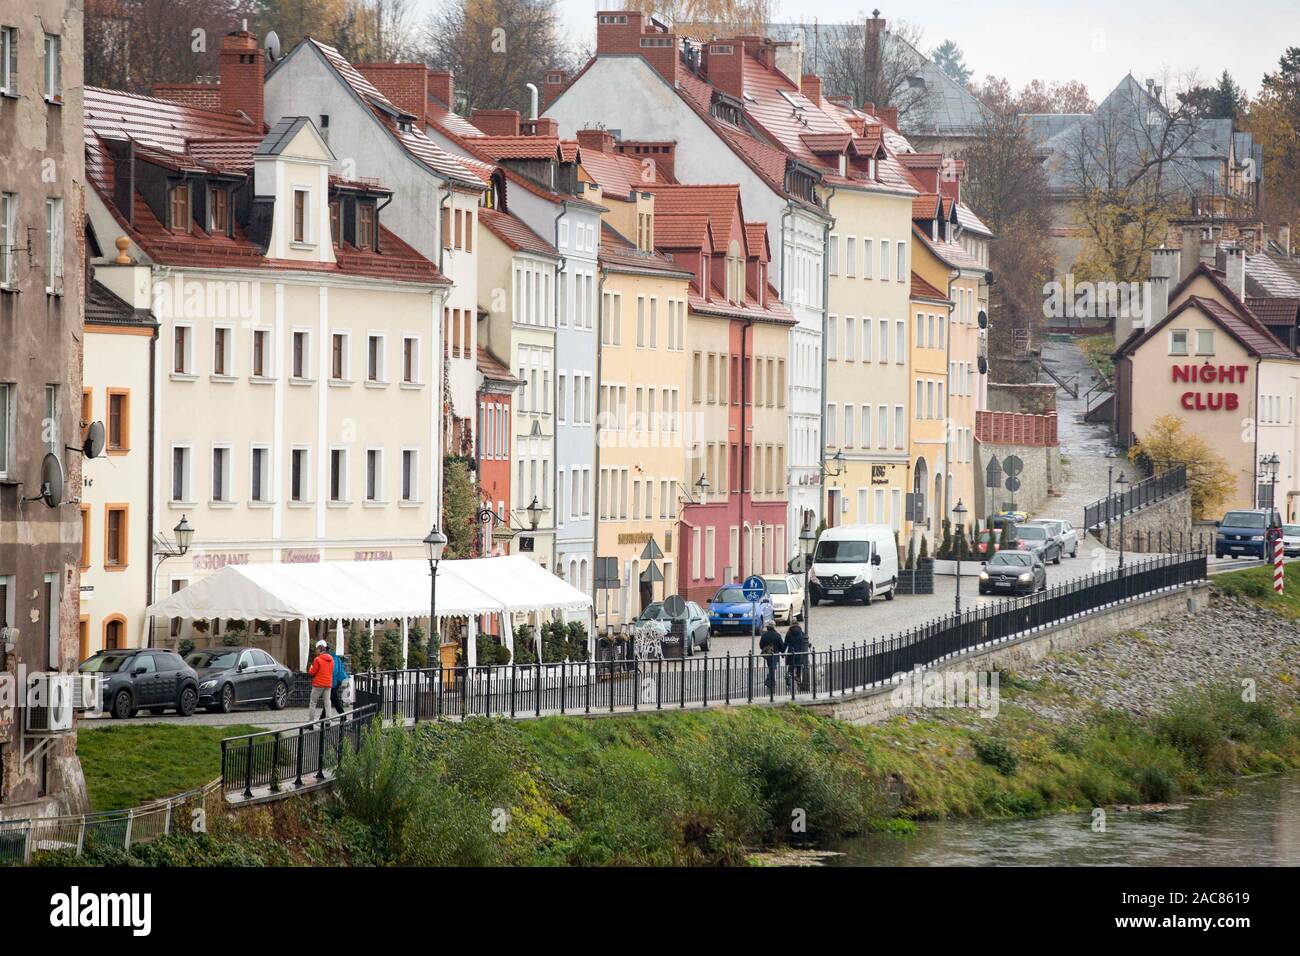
(83, 421), (106, 459)
(39, 453), (64, 508)
(264, 30), (281, 62)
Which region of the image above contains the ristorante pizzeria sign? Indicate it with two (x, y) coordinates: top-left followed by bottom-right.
(1172, 363), (1249, 411)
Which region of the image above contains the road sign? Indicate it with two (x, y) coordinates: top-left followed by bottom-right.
(1005, 476), (1022, 493)
(663, 594), (686, 617)
(640, 560), (664, 584)
(640, 537), (664, 561)
(985, 457), (1003, 489)
(1003, 455), (1024, 477)
(741, 575), (767, 601)
(594, 556), (620, 589)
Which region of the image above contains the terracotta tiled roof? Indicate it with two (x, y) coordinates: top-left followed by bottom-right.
(1188, 295), (1293, 358)
(579, 147), (660, 199)
(599, 222), (694, 277)
(912, 194), (941, 220)
(913, 224), (986, 272)
(744, 222), (769, 263)
(651, 213), (713, 250)
(85, 278), (158, 328)
(474, 135), (561, 160)
(641, 183), (744, 251)
(1246, 296), (1300, 327)
(477, 346), (521, 385)
(478, 207), (558, 258)
(910, 272), (949, 303)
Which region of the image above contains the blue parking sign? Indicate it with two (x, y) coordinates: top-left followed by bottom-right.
(742, 575), (767, 601)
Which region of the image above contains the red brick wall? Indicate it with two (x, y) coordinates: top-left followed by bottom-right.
(153, 83), (222, 110)
(595, 10), (678, 87)
(218, 31), (264, 128)
(471, 109), (520, 136)
(976, 411), (1059, 447)
(356, 63), (430, 118)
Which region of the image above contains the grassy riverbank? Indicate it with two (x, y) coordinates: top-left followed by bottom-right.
(45, 679), (1300, 866)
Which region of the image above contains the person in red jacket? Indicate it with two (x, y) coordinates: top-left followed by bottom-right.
(307, 640), (334, 721)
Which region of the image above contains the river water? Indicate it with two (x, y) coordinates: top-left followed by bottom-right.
(829, 774), (1300, 866)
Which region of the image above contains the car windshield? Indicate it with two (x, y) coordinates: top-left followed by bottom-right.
(1016, 526), (1048, 540)
(1028, 521), (1060, 532)
(1285, 526), (1300, 536)
(186, 649), (240, 669)
(763, 578), (790, 594)
(79, 653), (135, 673)
(637, 603), (669, 621)
(713, 587), (748, 603)
(1223, 511), (1267, 528)
(814, 540), (871, 563)
(990, 552), (1032, 567)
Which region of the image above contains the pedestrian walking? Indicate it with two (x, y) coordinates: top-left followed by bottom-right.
(307, 640), (334, 721)
(330, 650), (350, 715)
(759, 622), (785, 692)
(783, 621), (809, 692)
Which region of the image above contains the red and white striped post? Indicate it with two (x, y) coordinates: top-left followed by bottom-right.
(1274, 535), (1285, 594)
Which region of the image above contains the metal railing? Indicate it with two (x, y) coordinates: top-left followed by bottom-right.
(219, 698), (379, 800)
(1084, 465), (1187, 530)
(353, 552), (1206, 725)
(0, 779), (222, 866)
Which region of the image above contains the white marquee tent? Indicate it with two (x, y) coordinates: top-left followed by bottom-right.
(144, 555), (595, 668)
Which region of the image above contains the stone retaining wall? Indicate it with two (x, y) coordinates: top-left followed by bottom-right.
(1089, 488), (1194, 551)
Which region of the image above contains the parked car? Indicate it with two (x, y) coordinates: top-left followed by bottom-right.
(707, 585), (775, 635)
(1024, 518), (1079, 559)
(978, 551), (1047, 595)
(79, 649), (200, 719)
(976, 527), (1015, 557)
(762, 574), (805, 624)
(808, 524), (899, 606)
(1284, 524), (1300, 558)
(1012, 524), (1063, 564)
(186, 647), (293, 713)
(636, 600), (711, 653)
(994, 509), (1029, 525)
(1215, 508), (1282, 559)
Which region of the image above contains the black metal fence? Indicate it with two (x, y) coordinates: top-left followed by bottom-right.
(350, 551), (1205, 726)
(219, 697), (379, 800)
(1083, 465), (1187, 530)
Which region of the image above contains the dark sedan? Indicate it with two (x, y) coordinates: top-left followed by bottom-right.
(1012, 524), (1062, 564)
(978, 551), (1047, 595)
(79, 649), (200, 719)
(187, 647), (292, 713)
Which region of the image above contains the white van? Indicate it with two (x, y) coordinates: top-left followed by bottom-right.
(808, 524), (899, 606)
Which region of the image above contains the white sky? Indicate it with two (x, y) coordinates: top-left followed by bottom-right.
(423, 0), (1297, 101)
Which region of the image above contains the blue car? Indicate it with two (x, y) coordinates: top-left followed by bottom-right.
(707, 584), (775, 635)
(1215, 508), (1281, 559)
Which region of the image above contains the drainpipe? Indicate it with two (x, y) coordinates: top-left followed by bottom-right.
(552, 202), (568, 576)
(145, 313), (157, 645)
(946, 268), (958, 520)
(819, 187), (837, 536)
(593, 266), (608, 630)
(740, 317), (752, 577)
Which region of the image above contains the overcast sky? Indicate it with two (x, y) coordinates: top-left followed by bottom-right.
(529, 0), (1297, 99)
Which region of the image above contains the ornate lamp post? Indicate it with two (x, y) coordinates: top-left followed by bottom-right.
(1116, 474), (1129, 569)
(423, 525), (448, 661)
(149, 515), (195, 648)
(799, 516), (816, 636)
(952, 500), (967, 616)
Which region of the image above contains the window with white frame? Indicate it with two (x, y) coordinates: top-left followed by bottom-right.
(367, 334), (385, 382)
(329, 448), (348, 502)
(210, 446), (232, 502)
(212, 326), (233, 376)
(1196, 329), (1215, 356)
(251, 328), (271, 378)
(331, 332), (350, 380)
(250, 446), (271, 502)
(45, 197), (63, 292)
(290, 447), (310, 502)
(0, 382), (13, 480)
(402, 336), (419, 384)
(0, 192), (15, 287)
(43, 33), (61, 102)
(897, 242), (906, 281)
(880, 239), (890, 281)
(845, 237), (856, 277)
(365, 448), (383, 502)
(292, 330), (310, 379)
(895, 320), (905, 362)
(171, 445), (192, 502)
(0, 27), (16, 96)
(828, 235), (839, 276)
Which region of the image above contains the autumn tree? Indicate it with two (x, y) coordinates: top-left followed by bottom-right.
(1178, 70), (1246, 120)
(418, 0), (580, 115)
(1129, 414), (1235, 519)
(1244, 47), (1300, 230)
(974, 75), (1094, 114)
(622, 0), (773, 35)
(85, 0), (254, 92)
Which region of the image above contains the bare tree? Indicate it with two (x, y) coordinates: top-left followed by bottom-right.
(623, 0), (774, 35)
(1059, 76), (1206, 284)
(86, 0), (254, 92)
(419, 0), (580, 115)
(812, 17), (931, 119)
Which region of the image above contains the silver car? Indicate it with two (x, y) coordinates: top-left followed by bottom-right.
(1025, 518), (1079, 559)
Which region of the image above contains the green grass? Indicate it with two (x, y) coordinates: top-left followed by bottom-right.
(1213, 566), (1300, 620)
(1079, 333), (1116, 380)
(76, 723), (265, 812)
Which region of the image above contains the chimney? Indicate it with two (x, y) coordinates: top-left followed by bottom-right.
(801, 73), (823, 103)
(1144, 274), (1170, 330)
(429, 69), (454, 107)
(1224, 245), (1246, 299)
(356, 64), (430, 119)
(1279, 223), (1292, 257)
(522, 116), (559, 137)
(219, 30), (265, 129)
(1151, 246), (1181, 284)
(596, 10), (677, 87)
(1199, 238), (1217, 269)
(576, 128), (616, 153)
(1180, 226), (1201, 282)
(773, 39), (803, 88)
(471, 108), (520, 137)
(619, 141), (675, 182)
(844, 115), (865, 136)
(865, 10), (885, 92)
(861, 102), (876, 117)
(878, 106), (898, 132)
(706, 39), (745, 99)
(541, 69), (566, 110)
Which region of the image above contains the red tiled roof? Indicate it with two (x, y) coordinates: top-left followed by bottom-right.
(478, 207), (558, 258)
(910, 272), (949, 303)
(477, 346), (521, 385)
(474, 135), (560, 161)
(641, 183), (744, 251)
(912, 194), (941, 220)
(599, 222), (694, 276)
(579, 147), (661, 199)
(652, 213), (713, 250)
(1188, 295), (1293, 358)
(913, 224), (987, 272)
(744, 222), (769, 263)
(1246, 296), (1300, 327)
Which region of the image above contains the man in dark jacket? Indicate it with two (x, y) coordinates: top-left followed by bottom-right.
(783, 622), (809, 691)
(759, 623), (784, 692)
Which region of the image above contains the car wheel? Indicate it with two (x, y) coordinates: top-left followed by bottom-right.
(218, 683), (236, 714)
(111, 689), (134, 720)
(809, 594), (820, 607)
(1053, 551), (1062, 565)
(270, 680), (288, 710)
(885, 580), (895, 600)
(178, 686), (198, 717)
(861, 586), (873, 607)
(700, 637), (710, 653)
(1071, 545), (1078, 558)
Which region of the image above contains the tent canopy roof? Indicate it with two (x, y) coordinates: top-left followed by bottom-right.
(145, 555), (592, 622)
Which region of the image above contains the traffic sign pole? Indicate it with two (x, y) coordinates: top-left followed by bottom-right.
(742, 575), (767, 658)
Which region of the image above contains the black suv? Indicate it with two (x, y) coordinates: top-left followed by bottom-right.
(79, 649), (200, 719)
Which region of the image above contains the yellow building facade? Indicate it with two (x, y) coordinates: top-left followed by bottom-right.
(906, 262), (954, 554)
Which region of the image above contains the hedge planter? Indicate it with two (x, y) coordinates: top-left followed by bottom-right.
(896, 560), (935, 595)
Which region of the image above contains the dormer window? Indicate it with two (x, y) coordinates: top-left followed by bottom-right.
(726, 241), (744, 304)
(169, 184), (190, 234)
(357, 203), (375, 251)
(293, 188), (308, 243)
(329, 201), (341, 247)
(209, 187), (228, 234)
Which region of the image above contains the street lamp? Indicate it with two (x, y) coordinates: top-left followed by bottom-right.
(799, 516), (817, 636)
(423, 525), (448, 665)
(824, 448), (846, 478)
(526, 496), (542, 531)
(149, 515), (195, 648)
(952, 499), (967, 616)
(695, 473), (710, 500)
(1116, 474), (1129, 569)
(1260, 453), (1281, 512)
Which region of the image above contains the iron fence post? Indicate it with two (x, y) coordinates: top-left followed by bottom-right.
(294, 725), (305, 787)
(243, 738), (255, 799)
(270, 733), (282, 793)
(315, 719), (327, 781)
